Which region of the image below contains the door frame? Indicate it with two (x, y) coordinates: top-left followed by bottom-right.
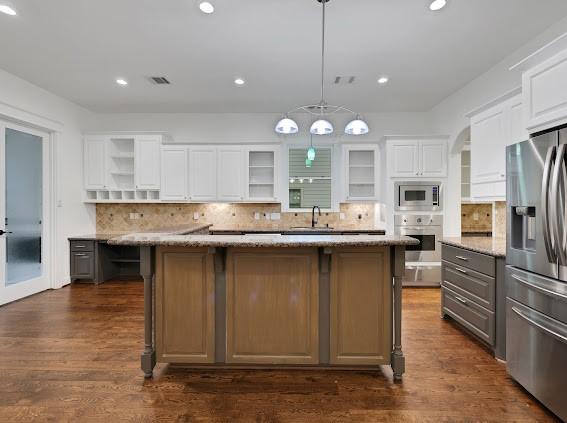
(0, 120), (55, 306)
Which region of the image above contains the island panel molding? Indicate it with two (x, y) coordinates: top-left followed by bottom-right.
(330, 247), (392, 365)
(225, 248), (319, 365)
(156, 247), (215, 363)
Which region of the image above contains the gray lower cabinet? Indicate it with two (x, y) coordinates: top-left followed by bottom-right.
(71, 252), (95, 279)
(69, 239), (141, 283)
(70, 241), (96, 281)
(441, 244), (506, 360)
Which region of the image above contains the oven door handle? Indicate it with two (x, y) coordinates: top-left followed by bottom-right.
(511, 306), (567, 345)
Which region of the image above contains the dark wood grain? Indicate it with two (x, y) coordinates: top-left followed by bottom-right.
(0, 282), (559, 422)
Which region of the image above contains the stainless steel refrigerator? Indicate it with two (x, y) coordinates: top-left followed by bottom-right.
(506, 128), (567, 422)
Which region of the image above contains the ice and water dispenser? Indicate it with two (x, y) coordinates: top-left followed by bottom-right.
(510, 206), (536, 251)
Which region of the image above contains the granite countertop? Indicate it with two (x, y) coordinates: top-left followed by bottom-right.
(69, 223), (212, 242)
(209, 226), (386, 234)
(108, 233), (419, 248)
(440, 237), (506, 258)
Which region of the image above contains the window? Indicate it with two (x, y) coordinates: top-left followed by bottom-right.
(288, 148), (332, 209)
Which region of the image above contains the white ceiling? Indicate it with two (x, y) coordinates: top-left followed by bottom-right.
(1, 0), (567, 113)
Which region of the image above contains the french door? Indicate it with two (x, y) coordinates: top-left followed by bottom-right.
(0, 121), (51, 306)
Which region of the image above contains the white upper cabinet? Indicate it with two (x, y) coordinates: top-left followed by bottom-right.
(189, 147), (217, 201)
(522, 48), (567, 134)
(509, 96), (529, 144)
(389, 141), (419, 177)
(469, 93), (524, 201)
(135, 136), (161, 190)
(420, 140), (448, 177)
(246, 146), (279, 202)
(388, 139), (447, 178)
(84, 136), (107, 189)
(217, 147), (244, 202)
(343, 144), (380, 201)
(160, 146), (188, 201)
(470, 106), (507, 184)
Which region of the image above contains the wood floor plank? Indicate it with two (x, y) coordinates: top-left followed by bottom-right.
(0, 281), (560, 422)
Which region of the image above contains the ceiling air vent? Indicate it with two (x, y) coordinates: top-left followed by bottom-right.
(334, 76), (356, 85)
(149, 76), (171, 85)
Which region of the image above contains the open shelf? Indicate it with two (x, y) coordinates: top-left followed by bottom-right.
(346, 149), (376, 200)
(248, 151), (275, 200)
(108, 137), (135, 190)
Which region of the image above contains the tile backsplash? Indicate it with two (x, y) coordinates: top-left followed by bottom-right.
(461, 203), (492, 233)
(493, 201), (506, 239)
(96, 203), (385, 233)
(460, 202), (506, 239)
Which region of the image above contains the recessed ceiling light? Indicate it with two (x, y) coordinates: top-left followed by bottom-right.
(234, 78), (245, 86)
(116, 78), (128, 86)
(199, 1), (214, 14)
(377, 76), (389, 85)
(429, 0), (447, 11)
(0, 4), (17, 15)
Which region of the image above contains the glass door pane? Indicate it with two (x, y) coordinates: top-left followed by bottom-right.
(5, 128), (43, 285)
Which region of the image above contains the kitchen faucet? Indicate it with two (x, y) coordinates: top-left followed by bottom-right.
(311, 206), (321, 228)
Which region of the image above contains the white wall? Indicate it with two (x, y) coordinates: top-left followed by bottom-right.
(431, 16), (567, 236)
(0, 68), (97, 287)
(89, 111), (434, 145)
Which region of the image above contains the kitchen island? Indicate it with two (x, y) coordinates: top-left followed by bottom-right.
(109, 233), (418, 379)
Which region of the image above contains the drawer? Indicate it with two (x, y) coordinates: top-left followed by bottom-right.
(70, 240), (95, 252)
(442, 244), (495, 277)
(70, 251), (95, 279)
(443, 285), (495, 346)
(442, 261), (495, 311)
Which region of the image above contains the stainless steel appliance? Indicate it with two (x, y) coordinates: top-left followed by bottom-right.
(395, 181), (442, 212)
(506, 128), (567, 422)
(395, 214), (443, 286)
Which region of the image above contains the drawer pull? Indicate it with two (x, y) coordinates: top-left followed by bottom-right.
(455, 295), (468, 305)
(455, 255), (469, 262)
(510, 273), (567, 302)
(511, 307), (567, 345)
(455, 267), (468, 274)
(75, 245), (86, 248)
(75, 253), (87, 257)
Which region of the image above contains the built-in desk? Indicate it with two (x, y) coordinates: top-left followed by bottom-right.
(68, 224), (211, 283)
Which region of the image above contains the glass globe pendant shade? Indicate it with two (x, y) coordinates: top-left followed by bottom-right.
(310, 119), (334, 135)
(345, 118), (369, 135)
(305, 158), (313, 168)
(275, 116), (299, 134)
(307, 147), (316, 161)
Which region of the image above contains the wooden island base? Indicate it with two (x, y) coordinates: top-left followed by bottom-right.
(139, 244), (406, 379)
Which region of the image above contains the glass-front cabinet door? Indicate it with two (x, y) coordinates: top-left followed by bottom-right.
(0, 122), (50, 306)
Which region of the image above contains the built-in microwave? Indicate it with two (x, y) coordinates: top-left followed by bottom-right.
(395, 181), (442, 211)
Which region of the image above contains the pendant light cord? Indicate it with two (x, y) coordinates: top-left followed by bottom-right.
(320, 0), (326, 108)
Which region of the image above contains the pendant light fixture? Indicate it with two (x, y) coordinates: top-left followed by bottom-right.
(307, 133), (316, 161)
(275, 0), (369, 136)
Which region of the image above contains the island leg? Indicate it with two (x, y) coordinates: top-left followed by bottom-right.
(140, 246), (156, 378)
(391, 245), (405, 381)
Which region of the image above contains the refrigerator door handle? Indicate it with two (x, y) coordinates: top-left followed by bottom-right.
(551, 144), (567, 265)
(542, 146), (557, 263)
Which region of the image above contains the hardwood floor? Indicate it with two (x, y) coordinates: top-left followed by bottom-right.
(0, 282), (559, 422)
